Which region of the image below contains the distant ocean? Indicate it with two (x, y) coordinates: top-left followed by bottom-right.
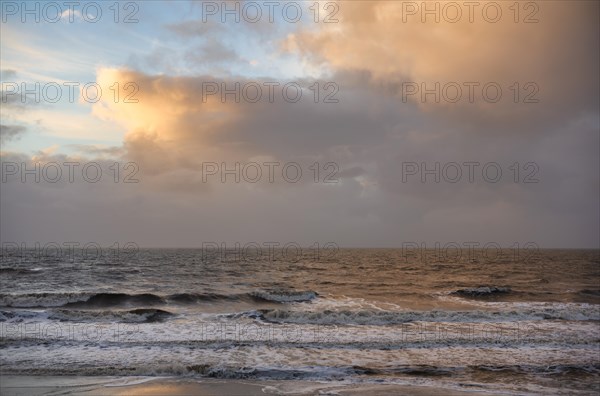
(1, 248), (599, 394)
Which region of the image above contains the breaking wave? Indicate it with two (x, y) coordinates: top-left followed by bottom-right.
(246, 306), (600, 325)
(0, 289), (319, 308)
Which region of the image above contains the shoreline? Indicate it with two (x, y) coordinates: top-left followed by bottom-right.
(0, 375), (513, 396)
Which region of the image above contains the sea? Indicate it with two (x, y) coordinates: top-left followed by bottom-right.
(1, 248), (599, 395)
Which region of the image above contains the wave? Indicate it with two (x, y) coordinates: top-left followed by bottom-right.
(451, 286), (511, 298)
(0, 310), (45, 322)
(167, 293), (238, 304)
(246, 306), (600, 325)
(64, 293), (167, 308)
(0, 363), (439, 379)
(0, 292), (99, 308)
(0, 267), (44, 275)
(50, 308), (175, 323)
(249, 290), (317, 303)
(2, 362), (597, 380)
(186, 363), (599, 380)
(0, 292), (174, 308)
(579, 289), (600, 297)
(471, 364), (600, 375)
(0, 308), (175, 323)
(447, 287), (600, 304)
(184, 365), (352, 380)
(0, 289), (319, 308)
(168, 290), (317, 304)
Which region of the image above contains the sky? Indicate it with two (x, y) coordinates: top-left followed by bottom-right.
(1, 0), (599, 248)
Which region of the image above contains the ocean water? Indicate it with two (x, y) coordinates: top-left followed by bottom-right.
(0, 248), (599, 394)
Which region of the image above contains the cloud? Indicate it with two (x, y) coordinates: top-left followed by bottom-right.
(60, 9), (83, 22)
(80, 64), (599, 247)
(67, 144), (125, 158)
(285, 0), (599, 129)
(0, 124), (26, 144)
(166, 19), (224, 38)
(0, 69), (17, 81)
(187, 38), (239, 63)
(1, 2), (597, 248)
(91, 68), (400, 174)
